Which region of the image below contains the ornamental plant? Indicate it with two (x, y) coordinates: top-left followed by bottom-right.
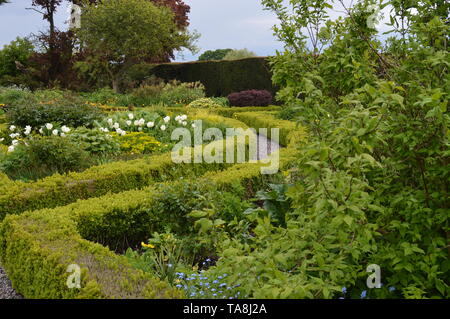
(227, 90), (273, 107)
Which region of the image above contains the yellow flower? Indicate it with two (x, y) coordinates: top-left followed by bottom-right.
(141, 242), (155, 249)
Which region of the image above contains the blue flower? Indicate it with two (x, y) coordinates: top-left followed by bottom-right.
(213, 280), (219, 284)
(213, 293), (217, 297)
(206, 258), (211, 262)
(190, 292), (196, 297)
(220, 283), (227, 287)
(342, 287), (347, 294)
(360, 290), (367, 299)
(211, 288), (216, 292)
(389, 286), (396, 292)
(176, 284), (182, 288)
(168, 264), (173, 268)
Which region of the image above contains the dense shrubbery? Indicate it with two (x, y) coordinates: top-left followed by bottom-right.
(5, 97), (103, 128)
(200, 0), (449, 299)
(227, 90), (273, 107)
(0, 135), (92, 180)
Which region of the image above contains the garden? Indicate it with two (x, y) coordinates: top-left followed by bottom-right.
(0, 0), (448, 300)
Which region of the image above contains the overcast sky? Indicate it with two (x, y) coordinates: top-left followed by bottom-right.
(0, 0), (285, 61)
(0, 0), (390, 61)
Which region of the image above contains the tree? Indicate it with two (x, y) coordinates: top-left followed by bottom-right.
(76, 0), (198, 92)
(28, 0), (63, 81)
(0, 37), (35, 86)
(198, 49), (233, 61)
(223, 49), (257, 60)
(74, 0), (191, 62)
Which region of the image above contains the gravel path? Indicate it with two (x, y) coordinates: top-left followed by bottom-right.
(0, 266), (23, 299)
(253, 133), (281, 160)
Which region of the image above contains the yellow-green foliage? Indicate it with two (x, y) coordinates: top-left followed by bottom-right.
(187, 98), (222, 109)
(0, 209), (183, 299)
(190, 111), (249, 130)
(212, 106), (282, 117)
(111, 132), (161, 154)
(233, 112), (307, 147)
(0, 146), (227, 220)
(0, 171), (11, 186)
(0, 150), (297, 298)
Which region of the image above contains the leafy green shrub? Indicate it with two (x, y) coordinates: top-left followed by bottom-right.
(0, 87), (32, 105)
(5, 97), (103, 128)
(210, 97), (230, 107)
(68, 127), (121, 156)
(0, 136), (92, 181)
(187, 98), (222, 109)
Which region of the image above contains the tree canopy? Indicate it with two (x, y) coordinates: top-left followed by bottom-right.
(76, 0), (198, 92)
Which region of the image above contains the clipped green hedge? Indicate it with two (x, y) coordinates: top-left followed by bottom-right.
(210, 106), (282, 118)
(128, 58), (277, 97)
(0, 137), (252, 220)
(0, 148), (296, 298)
(0, 209), (183, 299)
(233, 112), (307, 147)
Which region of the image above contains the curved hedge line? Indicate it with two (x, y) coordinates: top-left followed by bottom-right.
(0, 148), (297, 298)
(0, 208), (183, 299)
(0, 135), (252, 220)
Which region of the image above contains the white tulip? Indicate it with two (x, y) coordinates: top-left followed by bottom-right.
(181, 114), (188, 121)
(128, 113), (134, 120)
(147, 122), (154, 128)
(125, 120), (131, 126)
(163, 116), (170, 123)
(113, 123), (120, 129)
(11, 139), (19, 146)
(107, 118), (113, 125)
(39, 128), (44, 134)
(45, 123), (53, 130)
(192, 123), (196, 128)
(138, 127), (142, 131)
(9, 125), (16, 131)
(7, 145), (15, 153)
(61, 126), (70, 133)
(182, 121), (187, 126)
(160, 125), (167, 131)
(52, 129), (59, 136)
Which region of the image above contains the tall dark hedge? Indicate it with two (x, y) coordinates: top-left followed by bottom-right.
(128, 57), (277, 97)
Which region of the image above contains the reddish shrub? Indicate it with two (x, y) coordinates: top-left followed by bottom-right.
(227, 90), (272, 107)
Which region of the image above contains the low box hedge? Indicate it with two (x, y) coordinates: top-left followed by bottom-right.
(0, 208), (183, 299)
(0, 148), (297, 298)
(0, 137), (252, 220)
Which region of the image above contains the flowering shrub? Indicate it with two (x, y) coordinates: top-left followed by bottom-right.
(227, 90), (273, 107)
